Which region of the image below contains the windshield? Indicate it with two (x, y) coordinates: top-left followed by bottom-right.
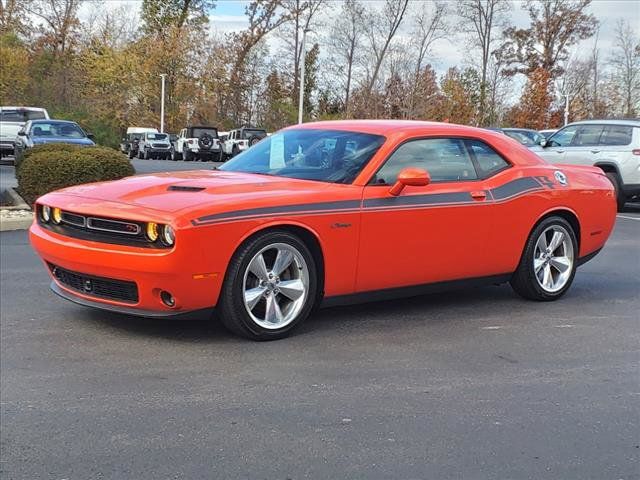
(191, 128), (218, 138)
(147, 133), (168, 140)
(219, 129), (385, 184)
(0, 110), (46, 122)
(241, 129), (267, 139)
(31, 122), (85, 138)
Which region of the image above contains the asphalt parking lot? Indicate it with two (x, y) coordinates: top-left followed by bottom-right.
(1, 159), (639, 479)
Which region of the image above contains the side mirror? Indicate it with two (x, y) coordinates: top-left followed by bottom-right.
(18, 130), (26, 136)
(389, 167), (431, 196)
(539, 139), (548, 147)
(87, 133), (95, 140)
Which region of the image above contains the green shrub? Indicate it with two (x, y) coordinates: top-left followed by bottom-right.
(17, 145), (135, 205)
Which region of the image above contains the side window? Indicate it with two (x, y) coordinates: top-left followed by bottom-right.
(548, 125), (578, 147)
(573, 125), (605, 146)
(466, 140), (510, 177)
(600, 125), (633, 146)
(374, 138), (478, 185)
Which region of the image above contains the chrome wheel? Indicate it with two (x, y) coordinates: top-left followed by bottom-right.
(242, 243), (309, 330)
(533, 225), (574, 293)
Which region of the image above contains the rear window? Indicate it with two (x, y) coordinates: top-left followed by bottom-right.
(599, 125), (633, 146)
(241, 129), (267, 140)
(190, 128), (218, 138)
(573, 125), (605, 146)
(0, 110), (46, 122)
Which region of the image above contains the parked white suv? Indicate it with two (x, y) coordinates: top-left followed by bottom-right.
(137, 132), (172, 160)
(536, 119), (640, 210)
(0, 107), (49, 158)
(171, 126), (221, 161)
(222, 127), (267, 159)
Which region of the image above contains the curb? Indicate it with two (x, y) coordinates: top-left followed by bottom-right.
(0, 215), (33, 232)
(1, 187), (32, 232)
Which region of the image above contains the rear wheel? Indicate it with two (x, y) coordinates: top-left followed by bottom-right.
(184, 149), (193, 161)
(218, 231), (318, 340)
(604, 171), (626, 211)
(510, 216), (578, 301)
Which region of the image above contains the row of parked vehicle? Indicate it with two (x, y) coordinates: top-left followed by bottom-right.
(119, 125), (268, 162)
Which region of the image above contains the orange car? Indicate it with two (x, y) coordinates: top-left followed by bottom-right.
(30, 120), (617, 339)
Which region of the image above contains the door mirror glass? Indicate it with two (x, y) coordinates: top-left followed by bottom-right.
(389, 167), (430, 196)
(539, 139), (547, 147)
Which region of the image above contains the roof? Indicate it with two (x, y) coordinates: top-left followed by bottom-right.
(0, 106), (47, 111)
(290, 119), (494, 137)
(567, 119), (640, 127)
(31, 119), (77, 124)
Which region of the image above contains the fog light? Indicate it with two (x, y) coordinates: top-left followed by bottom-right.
(52, 207), (62, 224)
(160, 290), (175, 307)
(41, 205), (51, 222)
(146, 222), (159, 242)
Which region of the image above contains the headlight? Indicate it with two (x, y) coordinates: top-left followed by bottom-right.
(52, 207), (62, 224)
(161, 225), (175, 246)
(146, 222), (159, 242)
(40, 205), (51, 222)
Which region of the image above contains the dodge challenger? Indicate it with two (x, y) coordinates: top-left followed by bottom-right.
(30, 121), (617, 340)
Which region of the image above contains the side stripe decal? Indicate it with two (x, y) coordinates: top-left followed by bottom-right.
(192, 177), (547, 226)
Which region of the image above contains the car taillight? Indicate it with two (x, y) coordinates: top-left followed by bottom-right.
(187, 139), (194, 145)
(632, 149), (640, 156)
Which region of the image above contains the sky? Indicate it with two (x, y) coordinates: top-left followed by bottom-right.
(80, 0), (640, 76)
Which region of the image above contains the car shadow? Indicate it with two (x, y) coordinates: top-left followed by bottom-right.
(82, 284), (520, 342)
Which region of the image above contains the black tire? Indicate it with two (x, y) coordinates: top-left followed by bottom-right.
(184, 149), (193, 161)
(605, 171), (626, 212)
(218, 230), (319, 340)
(232, 144), (239, 157)
(171, 148), (182, 161)
(510, 216), (578, 301)
(128, 149), (135, 159)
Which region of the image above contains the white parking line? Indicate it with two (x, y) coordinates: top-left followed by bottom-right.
(616, 215), (640, 221)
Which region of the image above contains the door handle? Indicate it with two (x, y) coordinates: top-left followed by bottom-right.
(556, 150), (564, 153)
(590, 149), (600, 154)
(470, 190), (487, 200)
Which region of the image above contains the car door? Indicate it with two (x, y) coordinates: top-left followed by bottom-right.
(562, 124), (605, 166)
(356, 137), (498, 293)
(538, 125), (579, 164)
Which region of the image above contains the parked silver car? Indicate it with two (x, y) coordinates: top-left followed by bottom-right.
(536, 119), (640, 210)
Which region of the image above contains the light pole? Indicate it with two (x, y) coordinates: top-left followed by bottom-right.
(298, 29), (310, 125)
(160, 74), (167, 132)
(564, 94), (569, 126)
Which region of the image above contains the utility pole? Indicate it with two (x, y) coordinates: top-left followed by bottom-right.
(160, 74), (167, 132)
(298, 29), (310, 125)
(564, 94), (569, 126)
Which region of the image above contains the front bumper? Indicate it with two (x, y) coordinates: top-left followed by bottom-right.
(145, 147), (171, 154)
(30, 222), (221, 317)
(0, 141), (15, 153)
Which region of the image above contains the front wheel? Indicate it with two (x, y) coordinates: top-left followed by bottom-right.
(218, 231), (318, 340)
(510, 216), (578, 301)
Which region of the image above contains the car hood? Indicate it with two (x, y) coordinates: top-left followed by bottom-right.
(33, 137), (94, 146)
(45, 170), (356, 217)
(0, 122), (24, 138)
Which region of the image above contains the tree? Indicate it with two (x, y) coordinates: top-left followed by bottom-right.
(279, 0), (325, 103)
(0, 0), (32, 36)
(507, 67), (553, 129)
(610, 19), (640, 117)
(363, 0), (409, 97)
(140, 0), (214, 35)
(329, 0), (365, 115)
(498, 0), (598, 79)
(456, 0), (510, 125)
(440, 67), (481, 125)
(408, 1), (447, 118)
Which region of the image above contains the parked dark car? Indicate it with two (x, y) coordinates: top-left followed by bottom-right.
(487, 127), (545, 148)
(14, 119), (95, 166)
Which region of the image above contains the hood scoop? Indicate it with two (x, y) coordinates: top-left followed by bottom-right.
(167, 185), (206, 192)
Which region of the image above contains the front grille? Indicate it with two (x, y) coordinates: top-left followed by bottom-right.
(152, 143), (169, 148)
(37, 207), (166, 249)
(48, 263), (139, 303)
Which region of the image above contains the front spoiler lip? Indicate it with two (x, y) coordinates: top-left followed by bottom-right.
(50, 281), (214, 319)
